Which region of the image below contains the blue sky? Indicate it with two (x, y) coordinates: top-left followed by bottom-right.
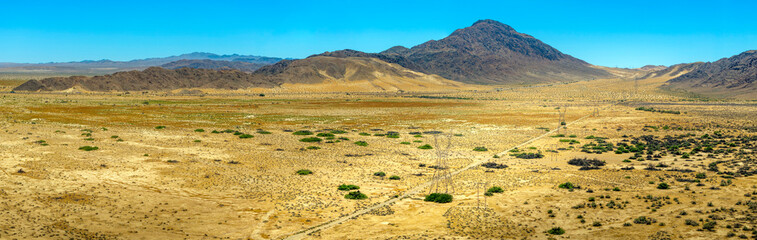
(1, 0), (755, 68)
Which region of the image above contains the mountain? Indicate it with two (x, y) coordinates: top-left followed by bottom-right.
(661, 50), (757, 99)
(0, 52), (284, 75)
(14, 54), (464, 92)
(374, 19), (611, 84)
(13, 67), (281, 91)
(161, 59), (269, 72)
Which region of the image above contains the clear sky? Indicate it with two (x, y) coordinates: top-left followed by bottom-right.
(1, 0), (755, 68)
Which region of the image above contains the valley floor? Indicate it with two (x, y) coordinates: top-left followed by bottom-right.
(1, 78), (756, 239)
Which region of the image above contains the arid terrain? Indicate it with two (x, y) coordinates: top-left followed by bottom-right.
(2, 74), (756, 240)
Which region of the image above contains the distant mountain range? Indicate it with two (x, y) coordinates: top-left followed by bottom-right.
(0, 52), (284, 75)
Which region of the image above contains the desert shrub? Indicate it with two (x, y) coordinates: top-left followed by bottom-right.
(481, 162), (508, 169)
(418, 144), (433, 149)
(633, 216), (655, 225)
(211, 130), (220, 134)
(702, 221), (716, 231)
(389, 175), (401, 180)
(487, 186), (504, 193)
(78, 146), (99, 151)
(316, 133), (334, 137)
(424, 193), (453, 203)
(657, 182), (670, 189)
(239, 134), (254, 139)
(354, 141), (368, 146)
(568, 157), (606, 170)
(558, 182), (577, 190)
(194, 129), (205, 132)
(512, 152), (543, 159)
(296, 169), (312, 175)
(374, 172), (386, 177)
(413, 140), (423, 143)
(400, 142), (411, 145)
(155, 126), (166, 129)
(338, 184), (360, 191)
(233, 131), (242, 135)
(344, 191), (368, 200)
(685, 219), (699, 226)
(166, 160), (179, 163)
(338, 137), (349, 140)
(593, 221), (602, 227)
(547, 227), (565, 235)
(473, 147), (488, 152)
(257, 130), (272, 134)
(386, 133), (400, 138)
(695, 173), (706, 179)
(193, 140), (201, 143)
(299, 137), (322, 142)
(359, 132), (370, 136)
(110, 135), (119, 138)
(330, 130), (347, 134)
(293, 130), (313, 135)
(306, 146), (320, 150)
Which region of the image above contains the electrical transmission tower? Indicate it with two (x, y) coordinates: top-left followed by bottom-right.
(592, 106), (600, 117)
(557, 107), (567, 134)
(475, 181), (489, 209)
(429, 133), (455, 194)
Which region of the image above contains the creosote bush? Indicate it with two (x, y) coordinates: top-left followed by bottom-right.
(547, 227), (565, 235)
(194, 129), (205, 132)
(418, 144), (433, 149)
(155, 126), (166, 129)
(473, 146), (488, 152)
(296, 169), (312, 175)
(354, 141), (368, 146)
(337, 184), (360, 191)
(424, 193), (453, 203)
(657, 182), (670, 189)
(487, 186), (504, 193)
(239, 134), (254, 139)
(374, 172), (386, 177)
(300, 137), (322, 142)
(344, 191), (368, 200)
(293, 130), (313, 135)
(78, 146), (99, 151)
(389, 175), (401, 180)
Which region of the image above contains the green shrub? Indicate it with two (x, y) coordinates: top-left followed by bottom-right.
(306, 146), (321, 150)
(374, 172), (386, 177)
(359, 132), (370, 136)
(487, 186), (504, 193)
(78, 146), (99, 151)
(547, 227), (565, 235)
(389, 175), (401, 180)
(338, 137), (349, 140)
(354, 141), (368, 146)
(657, 182), (670, 189)
(300, 137), (322, 142)
(110, 135), (119, 138)
(633, 216), (655, 225)
(424, 193), (453, 203)
(155, 126), (166, 129)
(473, 147), (488, 152)
(400, 141), (411, 145)
(344, 191), (368, 200)
(194, 129), (205, 132)
(418, 144), (433, 149)
(239, 134), (254, 139)
(558, 182), (576, 189)
(330, 130), (347, 134)
(257, 130), (272, 134)
(296, 169), (312, 175)
(316, 133), (334, 137)
(338, 184), (360, 191)
(293, 130), (313, 135)
(695, 173), (706, 179)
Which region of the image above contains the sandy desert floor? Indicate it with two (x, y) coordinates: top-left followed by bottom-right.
(1, 77), (756, 239)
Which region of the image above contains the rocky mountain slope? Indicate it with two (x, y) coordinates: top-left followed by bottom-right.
(376, 20), (611, 84)
(161, 59), (268, 72)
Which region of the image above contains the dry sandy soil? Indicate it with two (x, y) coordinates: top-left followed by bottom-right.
(1, 77), (755, 239)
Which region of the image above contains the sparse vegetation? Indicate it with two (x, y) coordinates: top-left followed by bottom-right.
(424, 193), (452, 203)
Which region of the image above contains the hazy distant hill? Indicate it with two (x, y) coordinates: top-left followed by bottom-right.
(0, 52), (283, 76)
(13, 67), (281, 91)
(661, 50), (757, 99)
(161, 59), (269, 72)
